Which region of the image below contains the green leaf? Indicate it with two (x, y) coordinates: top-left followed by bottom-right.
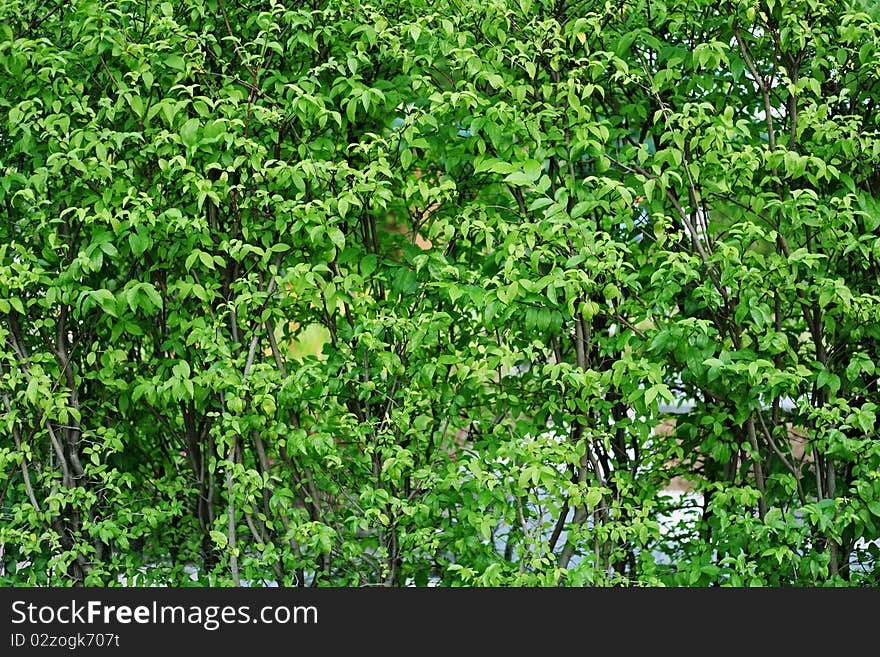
(817, 370), (841, 396)
(92, 289), (118, 317)
(360, 254), (378, 277)
(165, 54), (185, 70)
(180, 118), (200, 147)
(329, 227), (345, 250)
(585, 489), (602, 508)
(210, 530), (228, 548)
(505, 160), (542, 185)
(141, 283), (163, 311)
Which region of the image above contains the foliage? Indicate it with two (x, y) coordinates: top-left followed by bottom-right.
(1, 0), (879, 586)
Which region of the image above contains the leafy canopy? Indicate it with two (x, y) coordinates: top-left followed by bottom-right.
(1, 0), (879, 586)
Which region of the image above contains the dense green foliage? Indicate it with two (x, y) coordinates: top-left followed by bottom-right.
(1, 0), (879, 586)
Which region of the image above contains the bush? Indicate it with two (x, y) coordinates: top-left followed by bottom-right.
(1, 0), (879, 586)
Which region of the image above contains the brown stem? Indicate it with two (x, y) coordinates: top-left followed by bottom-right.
(54, 305), (84, 479)
(225, 434), (240, 586)
(745, 415), (767, 521)
(733, 25), (777, 153)
(756, 410), (805, 505)
(1, 367), (41, 513)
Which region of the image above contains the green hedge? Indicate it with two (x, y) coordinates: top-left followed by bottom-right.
(1, 0), (879, 586)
